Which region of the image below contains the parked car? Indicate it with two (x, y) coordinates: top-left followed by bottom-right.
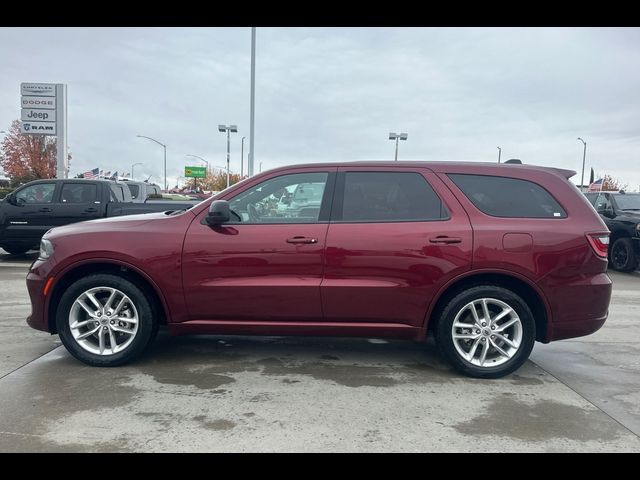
(0, 178), (200, 255)
(584, 191), (640, 272)
(26, 162), (612, 378)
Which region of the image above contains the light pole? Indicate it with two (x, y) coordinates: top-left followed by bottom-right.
(577, 137), (587, 192)
(241, 136), (246, 178)
(137, 135), (167, 191)
(131, 162), (143, 179)
(389, 132), (408, 161)
(497, 146), (502, 164)
(249, 27), (256, 177)
(186, 154), (209, 191)
(218, 125), (238, 188)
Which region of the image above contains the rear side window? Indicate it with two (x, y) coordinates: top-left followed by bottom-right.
(338, 172), (448, 222)
(448, 174), (566, 218)
(61, 183), (97, 203)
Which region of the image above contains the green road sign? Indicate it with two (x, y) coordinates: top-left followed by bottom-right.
(185, 166), (206, 178)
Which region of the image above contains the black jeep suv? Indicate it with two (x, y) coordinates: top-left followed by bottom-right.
(585, 191), (640, 272)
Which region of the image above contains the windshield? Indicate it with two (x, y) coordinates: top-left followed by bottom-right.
(615, 194), (640, 210)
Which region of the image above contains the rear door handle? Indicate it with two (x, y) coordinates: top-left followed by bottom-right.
(38, 207), (53, 213)
(429, 236), (462, 244)
(286, 236), (318, 244)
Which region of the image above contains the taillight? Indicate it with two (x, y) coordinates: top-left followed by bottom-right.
(586, 232), (610, 258)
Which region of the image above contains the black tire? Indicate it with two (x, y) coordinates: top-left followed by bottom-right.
(435, 285), (536, 379)
(2, 245), (30, 255)
(609, 237), (638, 272)
(56, 273), (157, 367)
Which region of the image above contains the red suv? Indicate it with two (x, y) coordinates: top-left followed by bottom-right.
(26, 162), (612, 378)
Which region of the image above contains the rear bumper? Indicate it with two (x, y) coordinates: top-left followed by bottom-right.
(26, 269), (50, 332)
(540, 272), (612, 342)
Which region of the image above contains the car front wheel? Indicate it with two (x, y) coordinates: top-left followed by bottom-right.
(56, 273), (157, 367)
(435, 285), (536, 379)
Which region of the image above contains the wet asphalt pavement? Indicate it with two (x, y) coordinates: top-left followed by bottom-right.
(0, 250), (638, 452)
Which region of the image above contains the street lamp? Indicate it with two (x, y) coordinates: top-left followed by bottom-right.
(389, 132), (408, 161)
(218, 124), (238, 188)
(577, 137), (587, 192)
(241, 136), (246, 178)
(497, 146), (502, 164)
(137, 135), (167, 191)
(131, 162), (143, 180)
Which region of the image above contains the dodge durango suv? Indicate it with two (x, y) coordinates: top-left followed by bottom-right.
(26, 162), (612, 378)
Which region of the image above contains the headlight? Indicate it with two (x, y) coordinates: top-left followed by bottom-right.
(39, 239), (54, 260)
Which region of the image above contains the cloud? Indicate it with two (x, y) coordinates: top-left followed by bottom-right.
(0, 27), (639, 189)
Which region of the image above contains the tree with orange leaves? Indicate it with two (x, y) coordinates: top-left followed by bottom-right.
(0, 120), (57, 186)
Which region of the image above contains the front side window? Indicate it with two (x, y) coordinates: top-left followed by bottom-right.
(448, 174), (567, 219)
(337, 172), (448, 222)
(61, 183), (97, 203)
(229, 172), (329, 224)
(16, 183), (56, 204)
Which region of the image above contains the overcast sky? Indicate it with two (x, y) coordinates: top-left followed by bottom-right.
(1, 27), (639, 190)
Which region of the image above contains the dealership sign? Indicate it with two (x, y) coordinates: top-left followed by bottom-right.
(20, 122), (56, 135)
(21, 83), (56, 97)
(21, 96), (55, 109)
(21, 108), (54, 122)
(19, 82), (67, 177)
(20, 83), (57, 137)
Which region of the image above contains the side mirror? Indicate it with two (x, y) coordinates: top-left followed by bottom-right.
(206, 200), (231, 225)
(5, 194), (19, 206)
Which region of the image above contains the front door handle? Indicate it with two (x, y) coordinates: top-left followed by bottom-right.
(429, 236), (462, 244)
(286, 236), (318, 244)
(38, 207), (53, 213)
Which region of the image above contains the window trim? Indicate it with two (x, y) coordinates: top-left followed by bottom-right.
(208, 171), (337, 226)
(447, 173), (568, 219)
(330, 171), (450, 224)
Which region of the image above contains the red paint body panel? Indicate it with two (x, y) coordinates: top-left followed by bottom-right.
(26, 161), (612, 346)
(322, 168), (472, 326)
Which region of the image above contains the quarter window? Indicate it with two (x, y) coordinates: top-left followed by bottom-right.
(337, 172), (448, 222)
(448, 174), (567, 219)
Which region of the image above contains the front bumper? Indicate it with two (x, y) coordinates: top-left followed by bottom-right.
(26, 262), (51, 333)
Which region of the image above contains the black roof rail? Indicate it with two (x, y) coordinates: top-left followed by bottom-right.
(504, 159), (522, 164)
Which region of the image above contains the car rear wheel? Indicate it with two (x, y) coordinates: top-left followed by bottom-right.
(435, 285), (536, 379)
(610, 237), (638, 272)
(56, 274), (157, 366)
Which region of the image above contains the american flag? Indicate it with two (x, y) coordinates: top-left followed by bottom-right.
(588, 178), (603, 192)
(83, 167), (99, 179)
